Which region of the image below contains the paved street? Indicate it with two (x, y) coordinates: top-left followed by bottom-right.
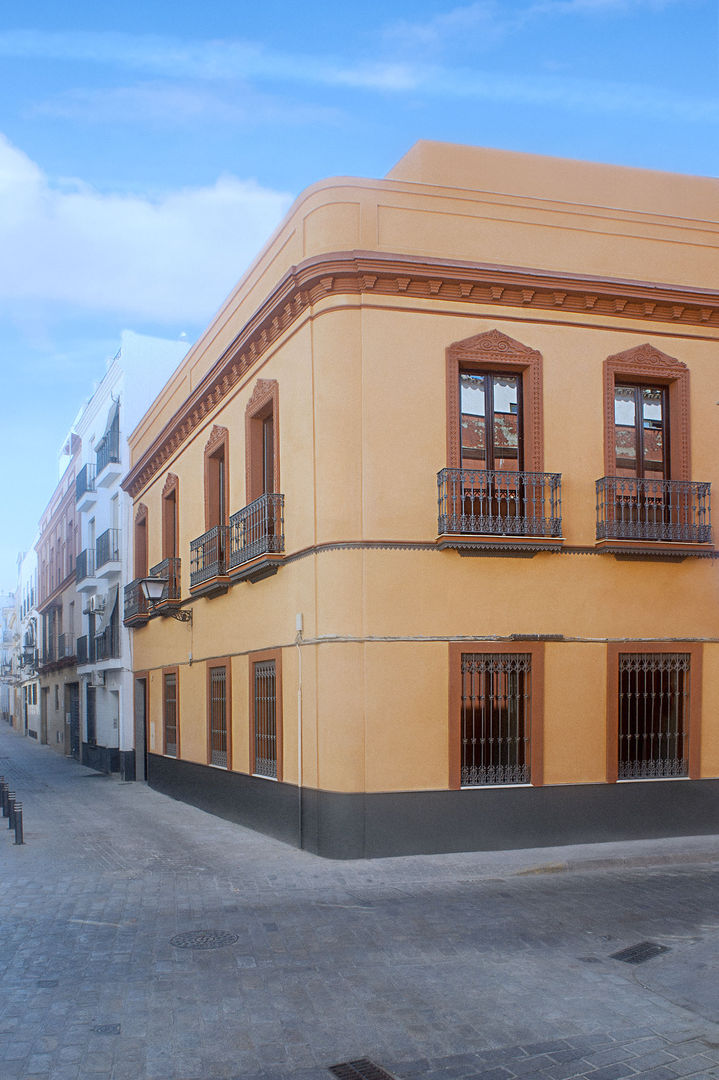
(4, 724), (719, 1080)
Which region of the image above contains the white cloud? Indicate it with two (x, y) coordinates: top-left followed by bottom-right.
(0, 134), (293, 323)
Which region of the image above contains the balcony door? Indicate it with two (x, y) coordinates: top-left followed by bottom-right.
(460, 371), (523, 526)
(614, 384), (668, 481)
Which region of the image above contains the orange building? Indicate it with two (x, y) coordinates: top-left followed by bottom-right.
(122, 142), (719, 857)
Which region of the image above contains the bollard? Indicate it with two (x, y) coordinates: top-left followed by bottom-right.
(7, 793), (15, 829)
(13, 802), (23, 845)
(0, 780), (7, 817)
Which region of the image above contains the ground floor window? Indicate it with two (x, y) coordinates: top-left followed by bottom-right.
(208, 664), (228, 768)
(460, 652), (532, 785)
(253, 660), (277, 778)
(618, 653), (690, 779)
(163, 670), (178, 758)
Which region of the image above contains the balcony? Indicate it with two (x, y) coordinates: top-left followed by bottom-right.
(437, 468), (563, 555)
(76, 635), (91, 665)
(20, 647), (37, 670)
(76, 548), (97, 591)
(57, 633), (75, 661)
(190, 526), (230, 595)
(41, 644), (55, 667)
(228, 493), (285, 582)
(123, 579), (150, 627)
(76, 463), (97, 510)
(95, 623), (119, 662)
(148, 557), (182, 612)
(96, 430), (122, 486)
(596, 477), (712, 553)
(95, 529), (120, 577)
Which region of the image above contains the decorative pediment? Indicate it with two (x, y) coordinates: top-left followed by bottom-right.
(606, 343), (686, 376)
(135, 502), (148, 524)
(204, 425), (228, 457)
(449, 329), (541, 363)
(245, 379), (278, 417)
(162, 472), (178, 498)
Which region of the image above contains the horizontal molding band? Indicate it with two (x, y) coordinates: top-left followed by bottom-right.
(123, 249), (719, 498)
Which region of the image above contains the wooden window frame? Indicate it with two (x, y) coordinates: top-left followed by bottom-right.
(606, 641), (702, 783)
(203, 425), (230, 531)
(206, 656), (232, 770)
(447, 330), (544, 471)
(134, 503), (148, 580)
(162, 665), (180, 758)
(245, 379), (280, 504)
(249, 648), (283, 782)
(604, 344), (690, 482)
(161, 473), (179, 561)
(449, 641), (544, 790)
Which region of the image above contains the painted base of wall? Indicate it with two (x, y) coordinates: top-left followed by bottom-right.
(82, 742), (120, 774)
(147, 755), (719, 859)
(120, 751), (135, 782)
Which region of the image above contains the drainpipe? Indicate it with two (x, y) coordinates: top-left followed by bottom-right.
(295, 613), (303, 849)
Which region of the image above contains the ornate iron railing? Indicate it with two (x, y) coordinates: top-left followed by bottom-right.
(461, 653), (532, 785)
(228, 493), (285, 570)
(76, 635), (91, 664)
(148, 557), (182, 603)
(438, 468), (562, 538)
(57, 633), (74, 659)
(20, 647), (37, 669)
(123, 579), (149, 622)
(95, 528), (120, 569)
(618, 653), (690, 779)
(95, 623), (119, 661)
(76, 547), (94, 583)
(190, 526), (229, 588)
(75, 463), (96, 501)
(596, 477), (711, 543)
(96, 429), (120, 474)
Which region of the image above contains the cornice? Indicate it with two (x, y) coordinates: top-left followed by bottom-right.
(122, 250), (719, 498)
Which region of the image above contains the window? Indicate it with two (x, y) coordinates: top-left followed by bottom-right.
(162, 474), (179, 560)
(245, 380), (279, 503)
(460, 372), (522, 472)
(163, 669), (179, 757)
(250, 650), (282, 780)
(614, 384), (668, 480)
(606, 643), (701, 782)
(134, 504), (148, 579)
(449, 642), (544, 789)
(204, 426), (229, 531)
(207, 659), (231, 768)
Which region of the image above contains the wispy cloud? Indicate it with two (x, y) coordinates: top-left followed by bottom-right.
(0, 134), (293, 322)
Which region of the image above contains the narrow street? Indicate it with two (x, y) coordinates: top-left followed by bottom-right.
(3, 724), (719, 1080)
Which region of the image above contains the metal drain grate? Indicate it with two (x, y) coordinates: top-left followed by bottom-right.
(611, 941), (670, 964)
(93, 1024), (121, 1035)
(329, 1059), (397, 1080)
(170, 930), (239, 950)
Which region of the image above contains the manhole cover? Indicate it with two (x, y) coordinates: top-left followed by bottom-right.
(611, 941), (670, 964)
(93, 1024), (121, 1035)
(170, 930), (239, 950)
(329, 1060), (397, 1080)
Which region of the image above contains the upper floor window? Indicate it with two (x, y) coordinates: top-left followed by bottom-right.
(245, 380), (280, 503)
(614, 384), (668, 481)
(162, 474), (179, 560)
(134, 504), (148, 579)
(461, 372), (522, 472)
(204, 426), (229, 530)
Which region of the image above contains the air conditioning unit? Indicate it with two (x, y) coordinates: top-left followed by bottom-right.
(88, 595), (105, 614)
(91, 670), (106, 686)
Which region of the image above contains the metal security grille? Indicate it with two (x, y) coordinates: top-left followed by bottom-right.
(254, 661), (277, 778)
(164, 672), (177, 757)
(461, 653), (531, 785)
(618, 653), (689, 779)
(209, 666), (227, 768)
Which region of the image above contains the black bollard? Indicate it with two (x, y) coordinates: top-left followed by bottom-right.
(13, 802), (23, 845)
(0, 780), (7, 817)
(7, 793), (15, 829)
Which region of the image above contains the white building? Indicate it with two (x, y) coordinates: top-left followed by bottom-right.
(15, 546), (40, 738)
(0, 592), (18, 725)
(72, 331), (187, 777)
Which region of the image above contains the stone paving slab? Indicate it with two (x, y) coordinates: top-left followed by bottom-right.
(4, 726), (719, 1079)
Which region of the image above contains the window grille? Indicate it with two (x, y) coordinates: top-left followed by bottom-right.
(253, 661), (277, 778)
(461, 653), (531, 785)
(209, 666), (227, 768)
(164, 673), (177, 758)
(618, 653), (689, 779)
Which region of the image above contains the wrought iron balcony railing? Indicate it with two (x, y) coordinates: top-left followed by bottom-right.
(96, 430), (120, 475)
(57, 633), (74, 660)
(20, 647), (37, 669)
(123, 579), (149, 623)
(95, 623), (120, 662)
(96, 528), (120, 570)
(76, 463), (96, 502)
(41, 645), (55, 666)
(438, 468), (562, 538)
(148, 557), (182, 604)
(228, 493), (285, 570)
(76, 547), (94, 583)
(190, 525), (229, 588)
(596, 477), (712, 544)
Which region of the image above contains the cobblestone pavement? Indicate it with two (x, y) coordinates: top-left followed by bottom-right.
(4, 725), (719, 1080)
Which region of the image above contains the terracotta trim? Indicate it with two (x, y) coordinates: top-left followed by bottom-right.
(448, 640), (544, 791)
(244, 379), (280, 504)
(161, 473), (179, 560)
(161, 665), (180, 759)
(203, 425), (229, 531)
(206, 656), (233, 771)
(122, 250), (719, 498)
(447, 329), (544, 471)
(606, 641), (702, 783)
(603, 343), (691, 481)
(248, 648), (283, 783)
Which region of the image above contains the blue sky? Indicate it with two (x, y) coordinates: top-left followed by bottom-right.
(0, 0), (717, 590)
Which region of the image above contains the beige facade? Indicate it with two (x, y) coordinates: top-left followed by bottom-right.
(123, 142), (719, 857)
